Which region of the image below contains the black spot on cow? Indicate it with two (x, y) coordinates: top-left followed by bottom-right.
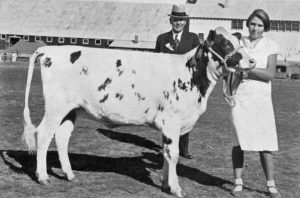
(188, 50), (211, 97)
(80, 66), (89, 75)
(43, 57), (52, 67)
(198, 96), (202, 103)
(144, 108), (150, 114)
(163, 91), (170, 100)
(115, 93), (124, 100)
(162, 135), (172, 145)
(70, 51), (81, 64)
(99, 94), (109, 103)
(177, 78), (188, 92)
(118, 70), (124, 76)
(162, 119), (165, 125)
(116, 59), (122, 67)
(131, 84), (135, 89)
(176, 94), (179, 101)
(135, 92), (145, 101)
(158, 104), (164, 112)
(132, 70), (136, 75)
(98, 78), (112, 91)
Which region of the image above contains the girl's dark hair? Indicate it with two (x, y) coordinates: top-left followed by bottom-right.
(246, 9), (270, 32)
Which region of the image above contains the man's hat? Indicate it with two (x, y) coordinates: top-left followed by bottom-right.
(168, 4), (188, 18)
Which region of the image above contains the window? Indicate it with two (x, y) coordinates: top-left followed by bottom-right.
(198, 33), (204, 44)
(231, 20), (243, 30)
(35, 36), (41, 41)
(95, 39), (101, 45)
(1, 34), (6, 40)
(70, 38), (77, 44)
(23, 35), (29, 41)
(278, 21), (285, 31)
(46, 37), (53, 43)
(270, 21), (278, 31)
(270, 21), (300, 32)
(292, 22), (299, 31)
(83, 38), (89, 44)
(58, 37), (65, 43)
(285, 22), (292, 31)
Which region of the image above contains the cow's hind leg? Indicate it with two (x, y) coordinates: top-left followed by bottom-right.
(55, 110), (76, 181)
(35, 103), (74, 185)
(36, 115), (62, 184)
(159, 117), (186, 197)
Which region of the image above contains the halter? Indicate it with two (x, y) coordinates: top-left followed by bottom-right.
(202, 40), (251, 107)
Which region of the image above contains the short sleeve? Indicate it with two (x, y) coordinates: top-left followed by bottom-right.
(267, 38), (279, 56)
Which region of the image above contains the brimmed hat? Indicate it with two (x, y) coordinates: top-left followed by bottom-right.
(168, 4), (188, 18)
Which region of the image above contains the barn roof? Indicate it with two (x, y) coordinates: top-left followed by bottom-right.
(190, 0), (300, 21)
(5, 40), (47, 54)
(0, 0), (177, 42)
(0, 0), (299, 43)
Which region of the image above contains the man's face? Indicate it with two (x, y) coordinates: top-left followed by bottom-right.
(170, 17), (186, 33)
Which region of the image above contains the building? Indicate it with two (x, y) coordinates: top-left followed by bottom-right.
(0, 0), (299, 59)
(188, 0), (300, 62)
(0, 0), (185, 52)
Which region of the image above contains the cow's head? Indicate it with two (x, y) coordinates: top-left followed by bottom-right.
(207, 27), (255, 72)
(187, 27), (255, 78)
(186, 26), (255, 97)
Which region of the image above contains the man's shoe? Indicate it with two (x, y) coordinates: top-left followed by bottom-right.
(180, 152), (193, 159)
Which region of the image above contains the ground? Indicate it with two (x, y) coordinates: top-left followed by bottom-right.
(0, 62), (299, 198)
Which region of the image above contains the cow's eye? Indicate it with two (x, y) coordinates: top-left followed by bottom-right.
(222, 40), (229, 46)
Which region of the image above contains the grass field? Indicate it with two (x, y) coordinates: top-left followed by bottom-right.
(0, 62), (299, 198)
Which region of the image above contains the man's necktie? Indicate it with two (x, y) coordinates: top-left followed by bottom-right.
(174, 34), (179, 52)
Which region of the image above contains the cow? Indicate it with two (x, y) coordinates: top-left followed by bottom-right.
(23, 27), (254, 197)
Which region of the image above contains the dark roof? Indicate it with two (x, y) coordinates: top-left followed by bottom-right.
(5, 40), (46, 54)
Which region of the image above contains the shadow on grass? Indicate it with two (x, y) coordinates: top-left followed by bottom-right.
(96, 128), (268, 195)
(97, 128), (162, 152)
(0, 132), (267, 196)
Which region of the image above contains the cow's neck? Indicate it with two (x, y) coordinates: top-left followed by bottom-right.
(188, 52), (222, 99)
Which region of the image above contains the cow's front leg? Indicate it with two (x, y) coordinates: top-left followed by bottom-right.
(161, 129), (186, 197)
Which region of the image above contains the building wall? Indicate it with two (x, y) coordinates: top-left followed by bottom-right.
(189, 19), (232, 39)
(0, 34), (113, 49)
(190, 18), (300, 60)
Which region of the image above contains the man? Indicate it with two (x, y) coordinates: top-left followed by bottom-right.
(155, 4), (200, 159)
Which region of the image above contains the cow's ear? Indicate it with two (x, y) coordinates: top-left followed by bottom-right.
(207, 30), (216, 43)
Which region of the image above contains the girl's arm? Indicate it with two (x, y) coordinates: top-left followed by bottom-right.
(243, 54), (277, 82)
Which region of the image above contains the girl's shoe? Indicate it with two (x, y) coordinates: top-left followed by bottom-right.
(231, 184), (243, 197)
(267, 186), (281, 198)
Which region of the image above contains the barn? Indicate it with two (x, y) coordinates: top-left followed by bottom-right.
(0, 0), (299, 64)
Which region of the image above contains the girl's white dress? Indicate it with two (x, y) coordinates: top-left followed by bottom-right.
(231, 36), (279, 151)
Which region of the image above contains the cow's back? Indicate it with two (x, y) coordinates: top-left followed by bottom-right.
(37, 46), (198, 126)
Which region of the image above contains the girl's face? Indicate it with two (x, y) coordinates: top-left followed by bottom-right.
(248, 16), (265, 41)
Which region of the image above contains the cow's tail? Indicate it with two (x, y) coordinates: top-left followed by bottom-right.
(23, 51), (42, 153)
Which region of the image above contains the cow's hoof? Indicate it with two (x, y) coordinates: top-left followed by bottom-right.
(63, 172), (76, 182)
(68, 176), (78, 183)
(38, 178), (51, 185)
(171, 188), (186, 198)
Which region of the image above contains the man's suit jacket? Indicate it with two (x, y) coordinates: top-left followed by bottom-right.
(155, 31), (200, 54)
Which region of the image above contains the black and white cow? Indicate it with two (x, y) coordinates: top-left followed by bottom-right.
(23, 27), (253, 197)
